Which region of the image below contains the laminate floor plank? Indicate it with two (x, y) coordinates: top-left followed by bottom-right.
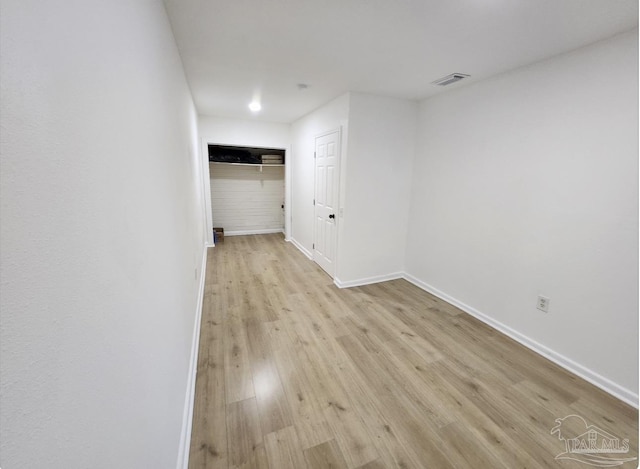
(223, 310), (255, 404)
(334, 359), (427, 469)
(188, 305), (228, 468)
(340, 319), (454, 430)
(336, 334), (457, 468)
(264, 425), (308, 469)
(245, 317), (293, 435)
(226, 398), (264, 468)
(439, 422), (510, 469)
(304, 439), (350, 469)
(357, 460), (386, 469)
(272, 343), (334, 450)
(298, 343), (380, 468)
(188, 234), (638, 469)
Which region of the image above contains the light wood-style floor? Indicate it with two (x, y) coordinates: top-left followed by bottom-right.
(189, 233), (638, 469)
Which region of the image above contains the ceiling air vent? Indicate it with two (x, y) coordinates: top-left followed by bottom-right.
(431, 73), (470, 86)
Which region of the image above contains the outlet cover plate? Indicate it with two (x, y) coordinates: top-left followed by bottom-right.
(537, 295), (550, 313)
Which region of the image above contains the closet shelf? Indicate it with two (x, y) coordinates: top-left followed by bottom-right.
(210, 162), (284, 167)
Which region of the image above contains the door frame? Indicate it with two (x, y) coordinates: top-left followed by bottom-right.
(312, 127), (342, 278)
(200, 138), (291, 245)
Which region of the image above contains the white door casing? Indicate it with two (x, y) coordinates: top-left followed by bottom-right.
(313, 130), (340, 277)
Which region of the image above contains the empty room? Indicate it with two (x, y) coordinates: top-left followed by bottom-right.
(1, 1), (638, 468)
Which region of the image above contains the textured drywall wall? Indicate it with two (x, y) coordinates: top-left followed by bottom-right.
(290, 94), (350, 255)
(0, 1), (206, 468)
(405, 29), (638, 398)
(199, 115), (291, 149)
(337, 93), (417, 284)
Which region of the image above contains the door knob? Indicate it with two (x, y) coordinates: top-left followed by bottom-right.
(329, 214), (335, 219)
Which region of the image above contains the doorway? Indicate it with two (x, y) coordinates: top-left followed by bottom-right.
(313, 129), (341, 277)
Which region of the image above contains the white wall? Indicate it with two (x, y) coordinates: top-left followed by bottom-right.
(209, 163), (285, 234)
(0, 1), (207, 468)
(336, 93), (417, 285)
(405, 30), (638, 401)
(199, 115), (291, 148)
(290, 94), (350, 257)
(199, 115), (291, 242)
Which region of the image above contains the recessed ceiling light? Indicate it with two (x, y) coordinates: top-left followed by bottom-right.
(249, 101), (261, 112)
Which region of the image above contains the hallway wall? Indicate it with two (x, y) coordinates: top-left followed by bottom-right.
(0, 1), (207, 468)
(405, 29), (639, 402)
(290, 94), (350, 258)
(336, 92), (417, 286)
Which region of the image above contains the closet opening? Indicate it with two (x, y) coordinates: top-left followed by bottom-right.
(207, 144), (286, 240)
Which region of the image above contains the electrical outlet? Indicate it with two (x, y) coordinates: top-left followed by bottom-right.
(537, 295), (550, 313)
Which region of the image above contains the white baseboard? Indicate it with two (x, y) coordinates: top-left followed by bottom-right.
(225, 228), (284, 236)
(402, 272), (639, 409)
(176, 245), (209, 469)
(334, 272), (404, 289)
(287, 237), (313, 260)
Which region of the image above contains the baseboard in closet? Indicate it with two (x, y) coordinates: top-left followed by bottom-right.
(225, 228), (284, 236)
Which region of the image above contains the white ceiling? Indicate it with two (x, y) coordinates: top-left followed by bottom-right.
(164, 0), (638, 123)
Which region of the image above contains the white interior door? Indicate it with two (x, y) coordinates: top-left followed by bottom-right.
(313, 130), (340, 277)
